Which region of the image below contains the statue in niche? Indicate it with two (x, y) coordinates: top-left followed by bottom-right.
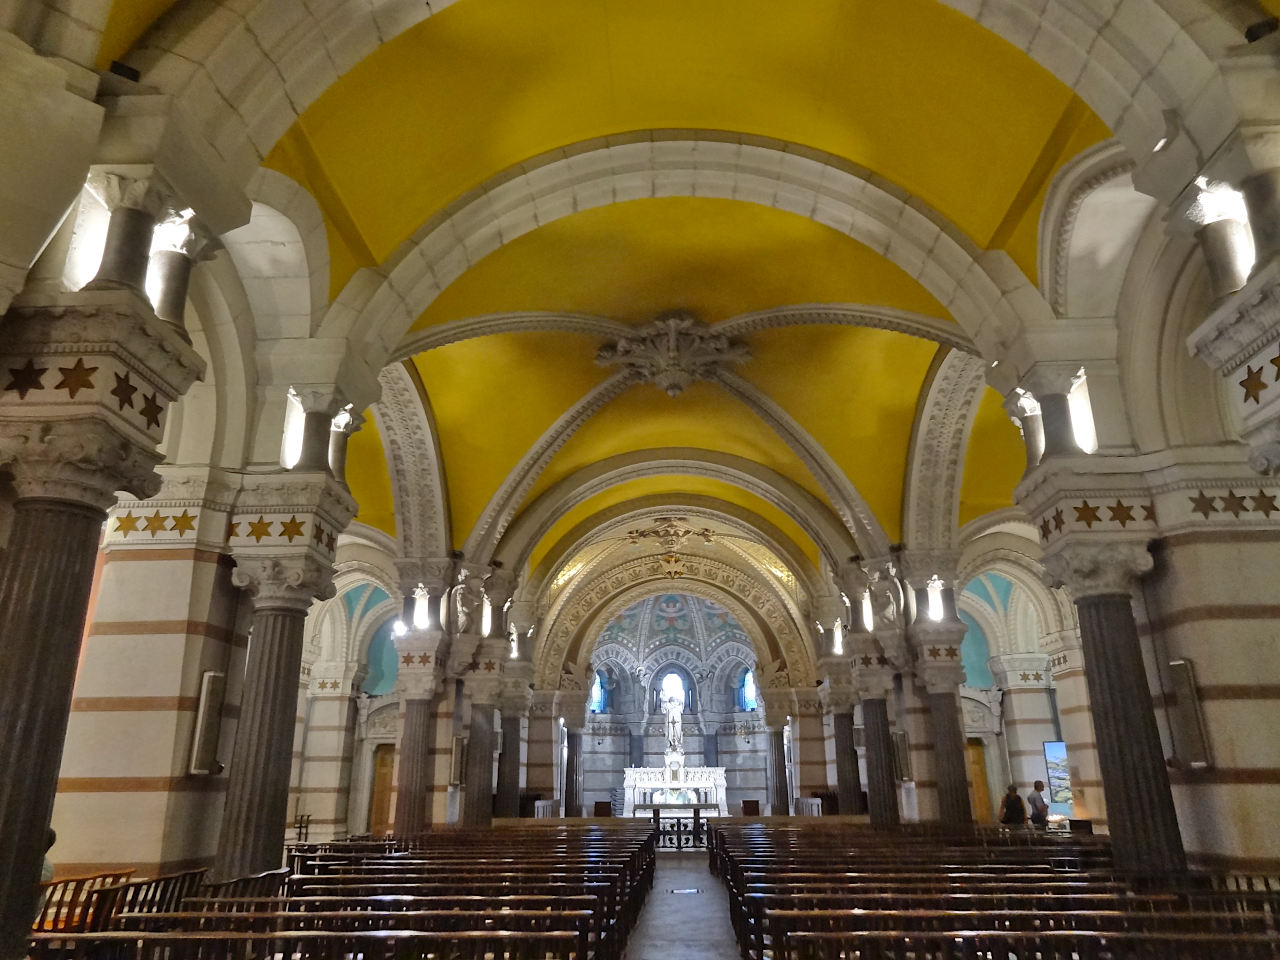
(660, 672), (685, 752)
(452, 572), (486, 635)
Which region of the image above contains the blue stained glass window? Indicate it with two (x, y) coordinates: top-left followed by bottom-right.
(589, 672), (605, 713)
(739, 668), (759, 711)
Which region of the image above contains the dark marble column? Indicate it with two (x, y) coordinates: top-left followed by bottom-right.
(393, 698), (436, 834)
(766, 728), (790, 816)
(462, 699), (496, 825)
(1043, 542), (1184, 873)
(926, 689), (973, 824)
(629, 729), (645, 767)
(563, 729), (584, 817)
(215, 604), (308, 879)
(703, 725), (719, 766)
(0, 499), (104, 959)
(1077, 593), (1186, 872)
(832, 711), (866, 815)
(494, 710), (522, 819)
(861, 697), (899, 827)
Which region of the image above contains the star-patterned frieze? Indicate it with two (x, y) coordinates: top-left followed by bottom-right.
(54, 358), (98, 398)
(142, 511), (169, 537)
(114, 511), (141, 536)
(1189, 491), (1218, 519)
(279, 515), (306, 542)
(401, 653), (415, 666)
(1039, 517), (1052, 541)
(111, 372), (137, 410)
(944, 646), (958, 659)
(227, 521), (241, 539)
(1107, 500), (1135, 527)
(1052, 508), (1065, 532)
(1141, 503), (1157, 523)
(417, 653), (431, 665)
(246, 516), (272, 543)
(1252, 490), (1278, 517)
(1240, 365), (1268, 404)
(859, 655), (873, 667)
(169, 510), (196, 536)
(1220, 490), (1248, 518)
(1074, 501), (1102, 528)
(4, 359), (46, 399)
(140, 392), (163, 429)
(927, 646), (941, 659)
(483, 660), (497, 672)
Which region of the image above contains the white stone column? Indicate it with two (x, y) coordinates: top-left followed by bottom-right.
(1043, 628), (1107, 825)
(525, 690), (559, 809)
(989, 653), (1057, 796)
(391, 625), (446, 835)
(558, 689), (589, 818)
(912, 617), (972, 826)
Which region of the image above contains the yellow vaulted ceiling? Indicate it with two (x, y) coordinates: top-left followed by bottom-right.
(960, 387), (1027, 528)
(97, 0), (180, 70)
(262, 0), (1106, 295)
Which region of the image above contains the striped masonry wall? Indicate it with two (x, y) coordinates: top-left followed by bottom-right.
(1141, 531), (1280, 871)
(525, 693), (560, 810)
(52, 546), (248, 877)
(1003, 686), (1056, 797)
(897, 679), (938, 821)
(1050, 662), (1106, 826)
(293, 684), (360, 842)
(792, 710), (829, 803)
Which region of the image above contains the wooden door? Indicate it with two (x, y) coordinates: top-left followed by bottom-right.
(965, 739), (992, 823)
(369, 743), (395, 836)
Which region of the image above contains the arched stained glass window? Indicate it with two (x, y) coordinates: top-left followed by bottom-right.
(660, 671), (686, 705)
(589, 671), (605, 713)
(738, 668), (759, 711)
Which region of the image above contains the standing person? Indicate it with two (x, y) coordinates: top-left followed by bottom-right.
(1027, 780), (1050, 828)
(997, 784), (1026, 826)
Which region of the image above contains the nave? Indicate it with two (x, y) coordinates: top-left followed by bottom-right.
(28, 820), (1280, 959)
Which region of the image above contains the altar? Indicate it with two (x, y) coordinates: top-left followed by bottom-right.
(620, 677), (728, 817)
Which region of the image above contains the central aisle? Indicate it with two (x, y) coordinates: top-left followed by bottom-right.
(625, 852), (739, 960)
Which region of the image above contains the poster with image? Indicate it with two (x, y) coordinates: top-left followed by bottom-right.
(1043, 740), (1072, 804)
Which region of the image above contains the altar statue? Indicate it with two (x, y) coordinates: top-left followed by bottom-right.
(659, 672), (685, 751)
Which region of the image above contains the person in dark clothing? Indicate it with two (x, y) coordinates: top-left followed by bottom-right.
(997, 784), (1026, 825)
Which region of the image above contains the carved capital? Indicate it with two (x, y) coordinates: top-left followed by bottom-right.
(853, 665), (895, 702)
(897, 549), (961, 585)
(499, 661), (535, 715)
(394, 625), (447, 698)
(93, 171), (175, 219)
(231, 554), (334, 611)
(556, 689), (590, 730)
(1041, 541), (1153, 600)
(595, 310), (749, 396)
(0, 418), (161, 509)
(988, 652), (1052, 689)
(230, 470), (357, 564)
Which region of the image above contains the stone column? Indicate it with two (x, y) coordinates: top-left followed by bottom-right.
(559, 690), (589, 818)
(820, 657), (865, 816)
(855, 666), (900, 827)
(0, 290), (202, 958)
(85, 174), (173, 294)
(910, 607), (972, 825)
(1043, 628), (1106, 823)
(495, 663), (533, 819)
(1043, 543), (1186, 873)
(629, 726), (645, 767)
(1241, 166), (1280, 268)
(1020, 365), (1083, 460)
(392, 625), (445, 835)
(989, 653), (1058, 795)
(525, 690), (559, 805)
(1004, 391), (1046, 476)
(461, 695), (497, 826)
(216, 470), (355, 877)
(148, 215), (219, 341)
(765, 728), (789, 816)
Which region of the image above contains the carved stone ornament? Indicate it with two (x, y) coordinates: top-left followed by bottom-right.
(853, 664), (894, 701)
(1040, 541), (1154, 600)
(230, 554), (337, 611)
(595, 311), (749, 397)
(93, 171), (176, 219)
(228, 470), (357, 568)
(394, 624), (447, 698)
(0, 292), (204, 507)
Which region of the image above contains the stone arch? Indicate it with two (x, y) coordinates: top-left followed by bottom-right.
(522, 496), (818, 610)
(958, 539), (1073, 640)
(537, 560), (815, 691)
(902, 348), (989, 551)
(496, 448), (857, 575)
(323, 135), (1052, 370)
(119, 2), (1240, 203)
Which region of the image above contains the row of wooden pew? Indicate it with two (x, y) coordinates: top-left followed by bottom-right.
(708, 820), (1280, 959)
(30, 822), (657, 959)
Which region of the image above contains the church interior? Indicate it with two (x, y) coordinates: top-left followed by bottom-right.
(4, 0), (1280, 956)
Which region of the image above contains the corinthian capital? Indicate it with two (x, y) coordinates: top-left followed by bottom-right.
(230, 554), (335, 612)
(1040, 541), (1153, 600)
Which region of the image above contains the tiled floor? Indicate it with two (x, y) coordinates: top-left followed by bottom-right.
(626, 852), (739, 960)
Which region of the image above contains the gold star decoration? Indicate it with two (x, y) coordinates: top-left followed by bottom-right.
(143, 511), (169, 537)
(1052, 508), (1065, 532)
(1141, 503), (1157, 523)
(1108, 500), (1135, 527)
(483, 660), (497, 672)
(1251, 489), (1278, 518)
(1033, 672), (1043, 681)
(325, 530), (337, 551)
(228, 521), (241, 539)
(1189, 490), (1218, 519)
(928, 646), (941, 659)
(169, 510), (196, 536)
(312, 521), (326, 543)
(140, 392), (163, 429)
(1240, 366), (1268, 404)
(877, 655), (889, 666)
(4, 359), (46, 399)
(1220, 490), (1248, 518)
(114, 511), (141, 537)
(110, 371), (138, 409)
(54, 358), (98, 398)
(859, 655), (873, 667)
(1074, 501), (1102, 528)
(247, 515), (272, 542)
(401, 653), (415, 666)
(417, 653), (431, 665)
(1039, 517), (1052, 541)
(1272, 348), (1280, 382)
(1019, 672), (1030, 682)
(944, 646), (958, 659)
(279, 515), (306, 542)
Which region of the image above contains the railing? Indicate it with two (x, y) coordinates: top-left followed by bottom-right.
(651, 811), (707, 850)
